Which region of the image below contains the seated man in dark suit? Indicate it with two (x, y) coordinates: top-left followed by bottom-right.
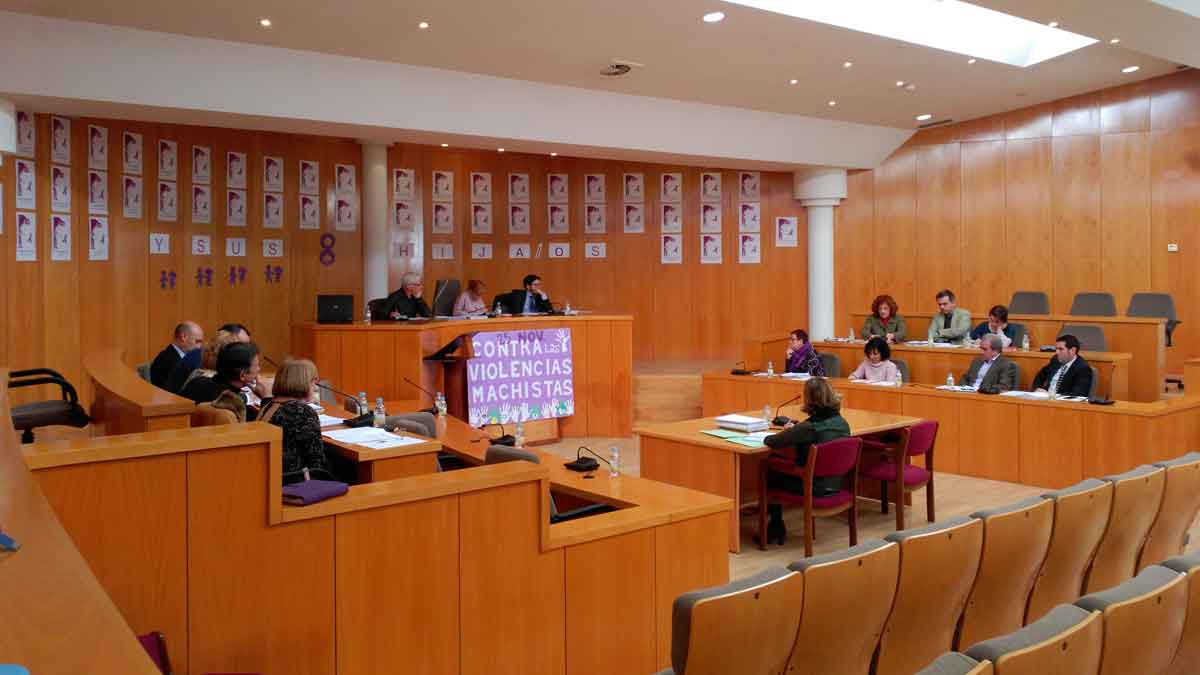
(502, 274), (553, 314)
(180, 341), (267, 421)
(958, 334), (1019, 393)
(164, 323), (252, 394)
(1032, 334), (1093, 397)
(376, 273), (431, 320)
(149, 321), (203, 389)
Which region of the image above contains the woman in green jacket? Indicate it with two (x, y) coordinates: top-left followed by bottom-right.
(861, 294), (907, 344)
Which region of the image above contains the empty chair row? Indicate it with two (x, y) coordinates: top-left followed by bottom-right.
(660, 452), (1200, 675)
(1009, 290), (1182, 347)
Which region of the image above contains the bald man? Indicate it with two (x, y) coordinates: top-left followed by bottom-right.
(150, 321), (204, 389)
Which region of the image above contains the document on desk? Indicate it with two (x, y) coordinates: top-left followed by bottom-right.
(701, 429), (744, 439)
(936, 385), (979, 392)
(317, 414), (346, 427)
(727, 431), (772, 448)
(322, 427), (426, 449)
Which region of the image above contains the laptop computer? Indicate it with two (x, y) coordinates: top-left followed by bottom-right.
(316, 294), (354, 324)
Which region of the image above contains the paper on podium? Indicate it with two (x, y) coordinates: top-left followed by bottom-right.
(317, 414), (346, 427)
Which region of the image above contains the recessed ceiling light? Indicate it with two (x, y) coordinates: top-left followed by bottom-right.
(258, 18), (272, 27)
(1048, 20), (1059, 27)
(827, 100), (837, 107)
(497, 148), (505, 152)
(703, 11), (725, 22)
(967, 58), (977, 64)
(896, 80), (906, 87)
(843, 61), (853, 68)
(550, 152), (558, 157)
(789, 78), (798, 85)
(916, 113), (933, 121)
(418, 21), (430, 29)
(440, 143), (448, 147)
(1109, 38), (1120, 44)
(1122, 65), (1140, 73)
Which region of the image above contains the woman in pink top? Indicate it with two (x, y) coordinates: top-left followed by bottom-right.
(453, 279), (488, 316)
(848, 337), (901, 383)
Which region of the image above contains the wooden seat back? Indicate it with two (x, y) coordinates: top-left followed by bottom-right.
(875, 517), (984, 675)
(958, 498), (1054, 648)
(966, 606), (1102, 675)
(672, 568), (804, 675)
(1085, 466), (1166, 593)
(785, 540), (900, 674)
(1076, 565), (1188, 675)
(1025, 480), (1113, 623)
(1161, 553), (1200, 675)
(1139, 453), (1200, 570)
(917, 653), (995, 674)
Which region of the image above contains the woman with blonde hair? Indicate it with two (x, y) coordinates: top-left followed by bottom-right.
(166, 329), (240, 394)
(258, 359), (336, 484)
(453, 279), (488, 316)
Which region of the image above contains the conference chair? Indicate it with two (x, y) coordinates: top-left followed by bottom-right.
(860, 420), (939, 530)
(431, 278), (461, 316)
(916, 653), (994, 674)
(483, 446), (614, 523)
(655, 567), (804, 675)
(7, 368), (90, 443)
(1085, 465), (1166, 593)
(893, 358), (910, 383)
(136, 362), (152, 382)
(1025, 479), (1114, 623)
(1069, 292), (1118, 317)
(818, 351), (841, 378)
(957, 497), (1055, 649)
(1074, 565), (1188, 675)
(1138, 452), (1200, 570)
(385, 411), (437, 438)
(784, 539), (900, 674)
(1087, 366), (1099, 399)
(1060, 324), (1107, 352)
(1160, 551), (1200, 674)
(1007, 323), (1028, 350)
(1009, 291), (1050, 316)
(316, 379), (338, 406)
(366, 297), (388, 320)
(1127, 292), (1181, 347)
(756, 436), (862, 556)
(963, 604), (1102, 675)
(875, 517), (984, 675)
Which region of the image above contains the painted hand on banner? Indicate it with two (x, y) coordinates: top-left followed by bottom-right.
(555, 329), (570, 353)
(519, 402), (532, 422)
(499, 402), (513, 424)
(540, 402), (553, 419)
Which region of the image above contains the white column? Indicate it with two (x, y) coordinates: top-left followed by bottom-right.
(793, 168), (848, 341)
(0, 99), (15, 157)
(360, 141), (390, 304)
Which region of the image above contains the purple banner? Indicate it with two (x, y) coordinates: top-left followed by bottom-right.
(467, 328), (574, 426)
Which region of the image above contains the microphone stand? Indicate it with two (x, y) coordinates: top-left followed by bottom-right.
(316, 381), (363, 416)
(731, 360), (752, 376)
(402, 377), (441, 414)
(772, 393), (804, 427)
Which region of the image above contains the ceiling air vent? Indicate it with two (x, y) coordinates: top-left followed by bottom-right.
(919, 118), (954, 129)
(601, 63), (632, 76)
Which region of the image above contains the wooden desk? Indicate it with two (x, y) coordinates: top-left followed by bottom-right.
(849, 311), (1165, 401)
(291, 314), (633, 437)
(86, 348), (195, 434)
(635, 408), (922, 552)
(1185, 358), (1200, 395)
(0, 370), (161, 674)
(702, 371), (1200, 492)
(812, 340), (1130, 400)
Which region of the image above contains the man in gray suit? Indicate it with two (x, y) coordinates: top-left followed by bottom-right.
(927, 289), (972, 344)
(958, 335), (1019, 393)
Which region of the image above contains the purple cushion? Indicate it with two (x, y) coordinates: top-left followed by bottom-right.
(768, 488), (854, 509)
(862, 461), (930, 486)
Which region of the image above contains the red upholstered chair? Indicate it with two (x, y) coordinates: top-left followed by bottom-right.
(757, 436), (863, 557)
(861, 420), (938, 531)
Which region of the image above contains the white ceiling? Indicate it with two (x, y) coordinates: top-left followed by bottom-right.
(0, 0), (1190, 131)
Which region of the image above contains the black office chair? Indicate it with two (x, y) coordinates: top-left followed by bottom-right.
(892, 358), (910, 383)
(8, 368), (91, 443)
(818, 352), (841, 378)
(1008, 322), (1028, 349)
(1128, 292), (1183, 390)
(1010, 291), (1051, 315)
(1061, 324), (1108, 352)
(1069, 292), (1118, 317)
(483, 446), (615, 523)
(431, 279), (461, 316)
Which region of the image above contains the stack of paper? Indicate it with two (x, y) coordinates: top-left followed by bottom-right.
(936, 385), (978, 392)
(715, 413), (769, 433)
(322, 427), (426, 449)
(780, 372), (811, 380)
(317, 414), (346, 427)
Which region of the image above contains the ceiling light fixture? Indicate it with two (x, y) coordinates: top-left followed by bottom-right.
(843, 61), (853, 68)
(418, 21), (430, 29)
(258, 18), (272, 27)
(1109, 38), (1120, 44)
(497, 148), (506, 152)
(967, 58), (977, 64)
(827, 100), (837, 106)
(916, 113), (933, 121)
(789, 78), (798, 84)
(896, 80), (906, 87)
(1047, 20), (1059, 27)
(1122, 65), (1140, 73)
(703, 11), (726, 22)
(720, 0), (1096, 67)
(550, 152), (558, 157)
(440, 143), (448, 147)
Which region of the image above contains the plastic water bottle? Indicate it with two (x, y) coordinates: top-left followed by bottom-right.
(435, 392), (448, 417)
(894, 369), (903, 387)
(849, 328), (855, 342)
(514, 420), (525, 447)
(1022, 334), (1030, 352)
(357, 391), (369, 415)
(564, 299), (573, 315)
(494, 300), (503, 315)
(609, 446), (621, 477)
(373, 398), (386, 428)
(762, 404), (772, 423)
(946, 373), (955, 387)
(766, 361), (775, 377)
(363, 301), (372, 325)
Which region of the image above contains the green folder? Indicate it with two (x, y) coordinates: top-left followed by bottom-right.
(700, 429), (744, 439)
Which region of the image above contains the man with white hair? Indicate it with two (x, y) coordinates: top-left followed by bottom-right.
(377, 273), (431, 320)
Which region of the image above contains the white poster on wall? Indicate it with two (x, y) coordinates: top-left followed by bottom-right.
(470, 172), (492, 203)
(88, 217), (109, 261)
(88, 170), (108, 215)
(738, 233), (761, 264)
(775, 216), (798, 247)
(432, 170), (453, 201)
(227, 152), (247, 189)
(300, 195), (320, 230)
(123, 131), (143, 175)
(508, 173), (529, 203)
(701, 203), (721, 233)
(701, 234), (722, 264)
(393, 168), (415, 200)
(300, 160), (319, 195)
(701, 172), (722, 202)
(393, 200), (415, 230)
(227, 189), (247, 226)
(192, 185), (212, 224)
(157, 180), (178, 222)
(660, 234), (682, 264)
(471, 203), (493, 235)
(16, 111), (35, 157)
(661, 172), (682, 203)
(16, 212), (37, 262)
(123, 176), (143, 218)
(548, 204), (569, 234)
(623, 203), (644, 233)
(585, 174), (605, 203)
(739, 202), (760, 232)
(50, 116), (71, 165)
(192, 146), (212, 185)
(335, 196), (358, 231)
(159, 140), (178, 180)
(50, 214), (72, 261)
(547, 173), (568, 204)
(88, 125), (109, 170)
(15, 159), (36, 210)
(432, 202), (453, 234)
(661, 203), (682, 233)
(623, 173), (644, 203)
(263, 156), (284, 192)
(51, 165), (71, 212)
(509, 204), (531, 234)
(263, 192), (284, 229)
(584, 204), (606, 234)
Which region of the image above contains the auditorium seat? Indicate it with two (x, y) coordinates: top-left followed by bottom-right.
(1007, 323), (1027, 350)
(963, 604), (1102, 675)
(136, 362), (152, 382)
(656, 567), (803, 675)
(1127, 292), (1181, 347)
(1085, 465), (1166, 593)
(957, 497), (1054, 649)
(917, 652), (993, 674)
(1160, 551), (1200, 674)
(861, 420), (939, 530)
(784, 540), (899, 673)
(893, 358), (910, 383)
(1009, 291), (1050, 316)
(1138, 452), (1200, 571)
(1060, 324), (1108, 352)
(875, 517), (983, 675)
(818, 351), (841, 377)
(757, 436), (862, 556)
(1069, 292), (1118, 317)
(191, 402), (238, 426)
(1025, 479), (1113, 623)
(1075, 565), (1188, 675)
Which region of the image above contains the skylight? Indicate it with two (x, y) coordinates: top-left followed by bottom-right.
(721, 0), (1099, 67)
(1151, 0), (1200, 20)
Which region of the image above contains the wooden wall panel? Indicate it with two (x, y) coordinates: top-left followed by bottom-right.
(1005, 138), (1055, 306)
(914, 144), (962, 304)
(836, 170), (876, 335)
(1100, 133), (1152, 312)
(960, 141), (1007, 308)
(1050, 135), (1102, 313)
(1151, 128), (1200, 362)
(873, 151), (918, 312)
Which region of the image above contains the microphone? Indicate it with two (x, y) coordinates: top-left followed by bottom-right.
(316, 380), (364, 415)
(472, 422), (516, 446)
(401, 377), (440, 414)
(564, 446), (613, 473)
(731, 360), (752, 376)
(772, 393), (804, 427)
